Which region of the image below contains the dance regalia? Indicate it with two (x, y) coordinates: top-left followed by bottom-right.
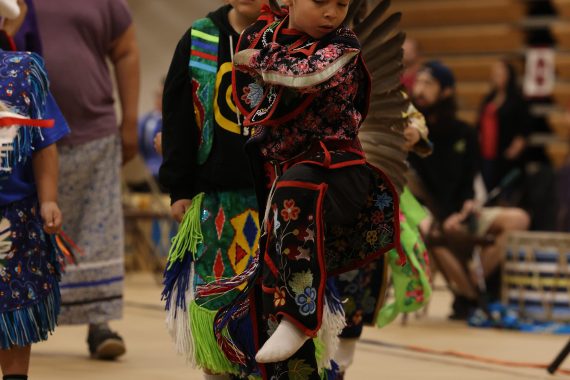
(159, 6), (260, 375)
(338, 103), (434, 337)
(196, 6), (400, 379)
(0, 51), (70, 348)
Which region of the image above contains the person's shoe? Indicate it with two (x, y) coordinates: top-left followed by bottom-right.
(448, 295), (478, 321)
(87, 327), (126, 360)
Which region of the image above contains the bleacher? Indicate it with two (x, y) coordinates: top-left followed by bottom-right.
(392, 0), (569, 166)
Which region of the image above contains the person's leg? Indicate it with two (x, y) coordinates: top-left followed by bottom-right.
(0, 346), (30, 378)
(57, 136), (126, 360)
(430, 245), (479, 319)
(256, 164), (370, 365)
(479, 207), (530, 278)
(431, 246), (478, 299)
(255, 165), (326, 363)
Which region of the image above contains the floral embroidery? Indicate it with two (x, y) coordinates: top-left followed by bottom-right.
(274, 287), (287, 307)
(267, 314), (279, 337)
(371, 210), (384, 225)
(296, 247), (311, 261)
(366, 230), (378, 245)
(287, 359), (314, 380)
(241, 82), (263, 107)
(0, 198), (59, 313)
(351, 310), (363, 325)
(281, 199), (300, 221)
(295, 287), (317, 316)
(375, 193), (393, 210)
(234, 19), (366, 161)
(289, 270), (313, 295)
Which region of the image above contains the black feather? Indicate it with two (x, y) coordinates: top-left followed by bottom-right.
(353, 0), (391, 41)
(345, 0), (366, 26)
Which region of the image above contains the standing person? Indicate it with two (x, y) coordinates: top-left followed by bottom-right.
(35, 0), (140, 360)
(159, 1), (265, 378)
(199, 0), (403, 378)
(138, 79), (164, 181)
(478, 60), (530, 193)
(401, 38), (422, 94)
(0, 49), (69, 380)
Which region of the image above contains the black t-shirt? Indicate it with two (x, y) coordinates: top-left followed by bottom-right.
(409, 118), (480, 220)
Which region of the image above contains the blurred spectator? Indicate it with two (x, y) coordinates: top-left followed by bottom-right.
(402, 37), (422, 94)
(138, 78), (163, 179)
(409, 61), (530, 319)
(478, 60), (558, 231)
(36, 0), (139, 360)
(478, 60), (530, 193)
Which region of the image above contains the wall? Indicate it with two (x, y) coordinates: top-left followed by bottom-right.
(127, 1), (222, 114)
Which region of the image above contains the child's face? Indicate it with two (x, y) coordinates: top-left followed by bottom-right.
(283, 0), (350, 39)
(227, 0), (266, 23)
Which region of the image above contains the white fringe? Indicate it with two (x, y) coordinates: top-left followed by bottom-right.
(316, 296), (347, 371)
(164, 262), (196, 366)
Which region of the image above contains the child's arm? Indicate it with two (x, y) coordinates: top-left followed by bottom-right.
(234, 42), (360, 93)
(32, 144), (62, 234)
(159, 29), (199, 222)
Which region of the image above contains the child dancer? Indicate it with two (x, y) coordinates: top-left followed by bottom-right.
(198, 0), (403, 378)
(0, 50), (69, 380)
(159, 1), (266, 378)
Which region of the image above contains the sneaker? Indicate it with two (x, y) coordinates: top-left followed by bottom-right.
(87, 328), (126, 360)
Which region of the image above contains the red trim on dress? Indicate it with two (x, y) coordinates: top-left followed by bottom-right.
(264, 253), (279, 278)
(261, 285), (276, 294)
(246, 93), (316, 128)
(7, 35), (16, 52)
(249, 291), (265, 379)
(0, 118), (54, 128)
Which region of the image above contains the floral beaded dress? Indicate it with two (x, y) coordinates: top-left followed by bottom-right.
(195, 6), (401, 379)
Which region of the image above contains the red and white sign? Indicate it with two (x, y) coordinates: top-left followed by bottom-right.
(524, 48), (555, 98)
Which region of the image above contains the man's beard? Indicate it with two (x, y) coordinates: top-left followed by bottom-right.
(412, 96), (457, 132)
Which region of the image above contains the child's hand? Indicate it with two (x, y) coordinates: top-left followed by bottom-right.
(171, 199), (192, 223)
(153, 132), (163, 156)
(40, 201), (62, 235)
(403, 127), (421, 151)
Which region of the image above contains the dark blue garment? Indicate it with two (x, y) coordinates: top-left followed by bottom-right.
(13, 0), (43, 54)
(0, 196), (61, 348)
(0, 51), (69, 205)
(138, 110), (162, 177)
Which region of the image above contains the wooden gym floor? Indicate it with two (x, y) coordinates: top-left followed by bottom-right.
(29, 273), (569, 379)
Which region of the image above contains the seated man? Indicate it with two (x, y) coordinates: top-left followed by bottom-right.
(408, 61), (530, 319)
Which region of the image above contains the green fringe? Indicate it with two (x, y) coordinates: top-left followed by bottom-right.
(314, 337), (325, 366)
(189, 301), (240, 375)
(167, 193), (205, 269)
